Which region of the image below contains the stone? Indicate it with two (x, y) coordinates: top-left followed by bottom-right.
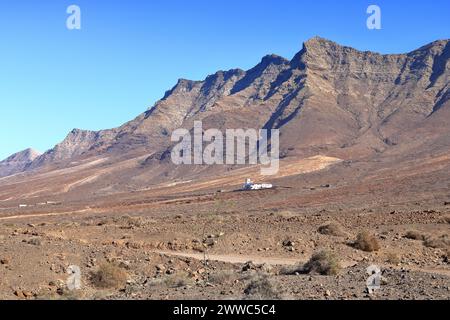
(282, 239), (295, 247)
(156, 264), (166, 272)
(22, 290), (33, 298)
(28, 238), (41, 246)
(242, 261), (256, 272)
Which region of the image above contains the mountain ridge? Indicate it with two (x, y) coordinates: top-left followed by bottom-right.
(0, 148), (41, 177)
(1, 36), (449, 181)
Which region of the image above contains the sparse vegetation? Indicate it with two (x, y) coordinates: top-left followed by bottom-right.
(114, 215), (144, 229)
(385, 252), (401, 265)
(318, 221), (346, 237)
(27, 238), (41, 246)
(145, 272), (192, 289)
(163, 273), (191, 288)
(353, 231), (380, 252)
(443, 248), (449, 263)
(301, 250), (342, 275)
(244, 273), (282, 300)
(423, 234), (450, 249)
(208, 270), (237, 284)
(200, 198), (228, 268)
(91, 262), (128, 289)
(405, 230), (427, 241)
(35, 288), (84, 300)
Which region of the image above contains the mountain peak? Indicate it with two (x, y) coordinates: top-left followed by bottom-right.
(304, 36), (336, 46)
(2, 148), (41, 162)
(301, 36), (358, 54)
(0, 148), (41, 177)
(260, 54), (289, 65)
(411, 38), (450, 55)
(23, 148), (41, 160)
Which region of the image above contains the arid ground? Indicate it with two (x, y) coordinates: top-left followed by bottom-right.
(1, 153), (449, 300)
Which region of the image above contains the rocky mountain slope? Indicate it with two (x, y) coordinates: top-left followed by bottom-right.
(1, 37), (449, 183)
(0, 148), (41, 178)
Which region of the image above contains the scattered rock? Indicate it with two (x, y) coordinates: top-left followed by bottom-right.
(156, 264), (166, 272)
(13, 290), (25, 298)
(27, 238), (41, 246)
(13, 289), (33, 299)
(166, 267), (176, 275)
(242, 261), (257, 272)
(203, 238), (216, 247)
(197, 268), (206, 275)
(259, 263), (274, 274)
(282, 239), (295, 247)
(22, 290), (34, 298)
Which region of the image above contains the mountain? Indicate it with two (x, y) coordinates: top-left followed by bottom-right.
(1, 37), (449, 191)
(0, 148), (41, 178)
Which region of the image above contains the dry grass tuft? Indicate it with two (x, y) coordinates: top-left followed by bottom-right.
(163, 274), (192, 288)
(385, 252), (401, 265)
(301, 250), (341, 275)
(423, 234), (450, 249)
(91, 262), (128, 289)
(244, 273), (282, 300)
(318, 221), (346, 237)
(208, 270), (238, 284)
(404, 230), (428, 241)
(114, 215), (144, 229)
(353, 231), (380, 252)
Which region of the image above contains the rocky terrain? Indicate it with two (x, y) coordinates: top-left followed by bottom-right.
(0, 37), (449, 300)
(0, 148), (41, 178)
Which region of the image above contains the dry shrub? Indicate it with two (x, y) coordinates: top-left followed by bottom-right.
(385, 252), (401, 265)
(35, 289), (84, 300)
(353, 231), (380, 252)
(91, 262), (128, 289)
(146, 274), (191, 288)
(279, 265), (296, 275)
(423, 234), (450, 249)
(208, 270), (237, 284)
(301, 250), (341, 276)
(163, 273), (192, 288)
(318, 221), (346, 237)
(244, 273), (282, 300)
(114, 215), (144, 228)
(443, 248), (449, 263)
(404, 230), (428, 241)
(28, 238), (41, 246)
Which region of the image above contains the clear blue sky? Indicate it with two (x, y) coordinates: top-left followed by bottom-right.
(0, 0), (449, 160)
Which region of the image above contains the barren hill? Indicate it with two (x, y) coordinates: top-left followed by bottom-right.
(0, 148), (41, 178)
(0, 37), (449, 204)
